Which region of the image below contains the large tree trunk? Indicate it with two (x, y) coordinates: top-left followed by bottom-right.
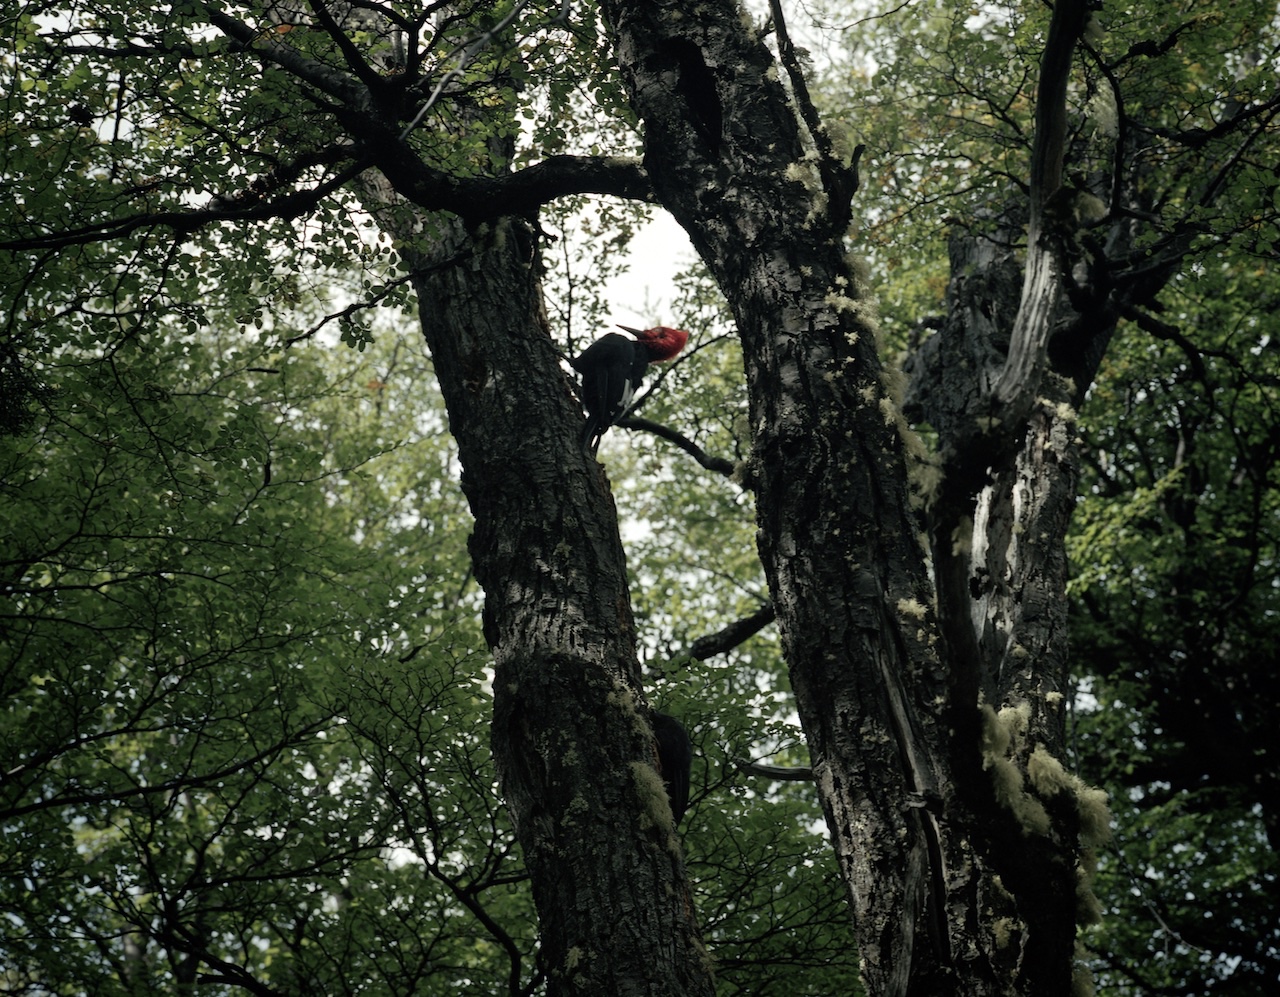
(302, 0), (714, 985)
(426, 221), (712, 997)
(355, 169), (713, 994)
(599, 1), (1103, 993)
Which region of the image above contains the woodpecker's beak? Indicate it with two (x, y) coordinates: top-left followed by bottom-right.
(617, 325), (643, 335)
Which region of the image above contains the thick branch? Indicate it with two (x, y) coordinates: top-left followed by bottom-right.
(0, 155), (652, 252)
(766, 0), (857, 231)
(733, 756), (812, 781)
(1026, 0), (1089, 219)
(372, 147), (654, 218)
(1118, 301), (1200, 357)
(203, 4), (366, 105)
(686, 604), (775, 661)
(306, 0), (389, 93)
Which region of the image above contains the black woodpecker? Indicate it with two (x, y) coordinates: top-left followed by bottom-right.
(570, 325), (689, 455)
(652, 711), (693, 826)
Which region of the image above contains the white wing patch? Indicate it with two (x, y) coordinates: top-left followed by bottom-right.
(617, 378), (636, 416)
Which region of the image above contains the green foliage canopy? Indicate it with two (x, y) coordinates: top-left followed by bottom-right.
(3, 0), (1279, 993)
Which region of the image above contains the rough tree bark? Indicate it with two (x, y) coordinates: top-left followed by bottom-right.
(423, 216), (713, 997)
(354, 129), (716, 997)
(598, 1), (1109, 994)
(338, 185), (713, 992)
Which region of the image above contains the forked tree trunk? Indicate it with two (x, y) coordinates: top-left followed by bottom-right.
(234, 0), (1137, 992)
(599, 0), (1105, 993)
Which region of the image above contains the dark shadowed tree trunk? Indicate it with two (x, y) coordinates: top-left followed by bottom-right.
(356, 171), (714, 994)
(198, 5), (716, 992)
(598, 0), (1111, 994)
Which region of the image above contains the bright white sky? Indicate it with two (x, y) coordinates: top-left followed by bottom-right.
(602, 211), (696, 330)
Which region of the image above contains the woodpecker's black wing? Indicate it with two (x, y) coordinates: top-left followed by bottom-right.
(570, 333), (649, 453)
(652, 712), (693, 826)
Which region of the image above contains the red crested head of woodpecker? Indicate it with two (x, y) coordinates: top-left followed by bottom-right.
(622, 324), (690, 363)
(570, 325), (690, 456)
